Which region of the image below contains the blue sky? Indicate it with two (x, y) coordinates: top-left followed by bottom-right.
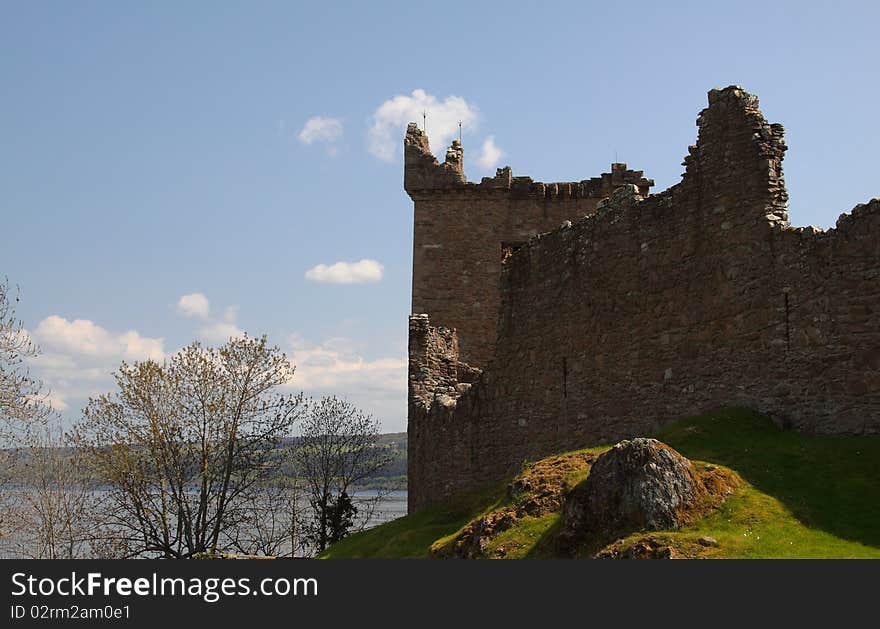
(2, 1), (878, 432)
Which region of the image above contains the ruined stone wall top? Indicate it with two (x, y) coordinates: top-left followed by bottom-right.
(403, 123), (654, 199)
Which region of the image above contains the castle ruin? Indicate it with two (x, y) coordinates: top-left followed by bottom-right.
(406, 86), (880, 512)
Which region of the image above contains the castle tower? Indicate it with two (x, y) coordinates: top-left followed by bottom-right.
(405, 124), (654, 368)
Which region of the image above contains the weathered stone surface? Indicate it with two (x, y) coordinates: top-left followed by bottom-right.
(446, 511), (515, 559)
(436, 450), (597, 559)
(562, 439), (702, 540)
(407, 86), (880, 513)
(595, 537), (677, 560)
(595, 183), (643, 211)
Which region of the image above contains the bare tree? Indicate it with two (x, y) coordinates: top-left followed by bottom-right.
(293, 396), (393, 554)
(3, 420), (100, 558)
(70, 335), (303, 558)
(0, 278), (52, 553)
(0, 277), (50, 440)
(222, 477), (303, 558)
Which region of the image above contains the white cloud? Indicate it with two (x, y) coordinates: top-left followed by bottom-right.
(477, 136), (503, 170)
(26, 305), (407, 431)
(176, 293), (210, 319)
(285, 336), (407, 431)
(368, 89), (478, 162)
(34, 316), (165, 362)
(298, 116), (343, 146)
(176, 293), (246, 344)
(29, 316), (166, 420)
(198, 322), (245, 344)
(32, 352), (77, 370)
(28, 297), (256, 424)
(117, 330), (166, 362)
(304, 259), (384, 284)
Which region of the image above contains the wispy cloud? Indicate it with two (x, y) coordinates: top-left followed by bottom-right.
(298, 116), (343, 154)
(304, 259), (384, 284)
(176, 292), (245, 343)
(198, 301), (243, 343)
(198, 321), (245, 344)
(222, 305), (238, 323)
(285, 336), (406, 430)
(477, 136), (503, 170)
(368, 89), (478, 162)
(176, 292), (210, 319)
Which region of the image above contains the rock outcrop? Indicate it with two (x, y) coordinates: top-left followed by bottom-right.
(561, 438), (721, 545)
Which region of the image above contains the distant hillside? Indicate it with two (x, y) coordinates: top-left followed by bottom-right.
(321, 409), (880, 559)
(360, 432), (406, 489)
(5, 432), (409, 491)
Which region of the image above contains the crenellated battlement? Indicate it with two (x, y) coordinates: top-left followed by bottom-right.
(404, 121), (653, 200)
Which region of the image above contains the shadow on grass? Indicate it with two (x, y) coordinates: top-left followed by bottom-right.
(524, 518), (563, 558)
(658, 407), (880, 549)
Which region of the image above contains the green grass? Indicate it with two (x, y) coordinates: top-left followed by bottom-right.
(640, 488), (880, 558)
(486, 512), (563, 558)
(321, 408), (880, 559)
(660, 407), (880, 551)
(426, 446), (605, 558)
(319, 483), (506, 558)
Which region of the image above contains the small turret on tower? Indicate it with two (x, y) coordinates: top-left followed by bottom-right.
(404, 123), (467, 194)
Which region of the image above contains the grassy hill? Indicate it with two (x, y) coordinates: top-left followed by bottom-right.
(320, 408), (880, 559)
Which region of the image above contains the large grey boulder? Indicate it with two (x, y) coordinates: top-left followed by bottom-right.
(563, 438), (704, 540)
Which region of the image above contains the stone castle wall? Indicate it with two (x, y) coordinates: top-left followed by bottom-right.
(406, 123), (652, 367)
(406, 87), (880, 512)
